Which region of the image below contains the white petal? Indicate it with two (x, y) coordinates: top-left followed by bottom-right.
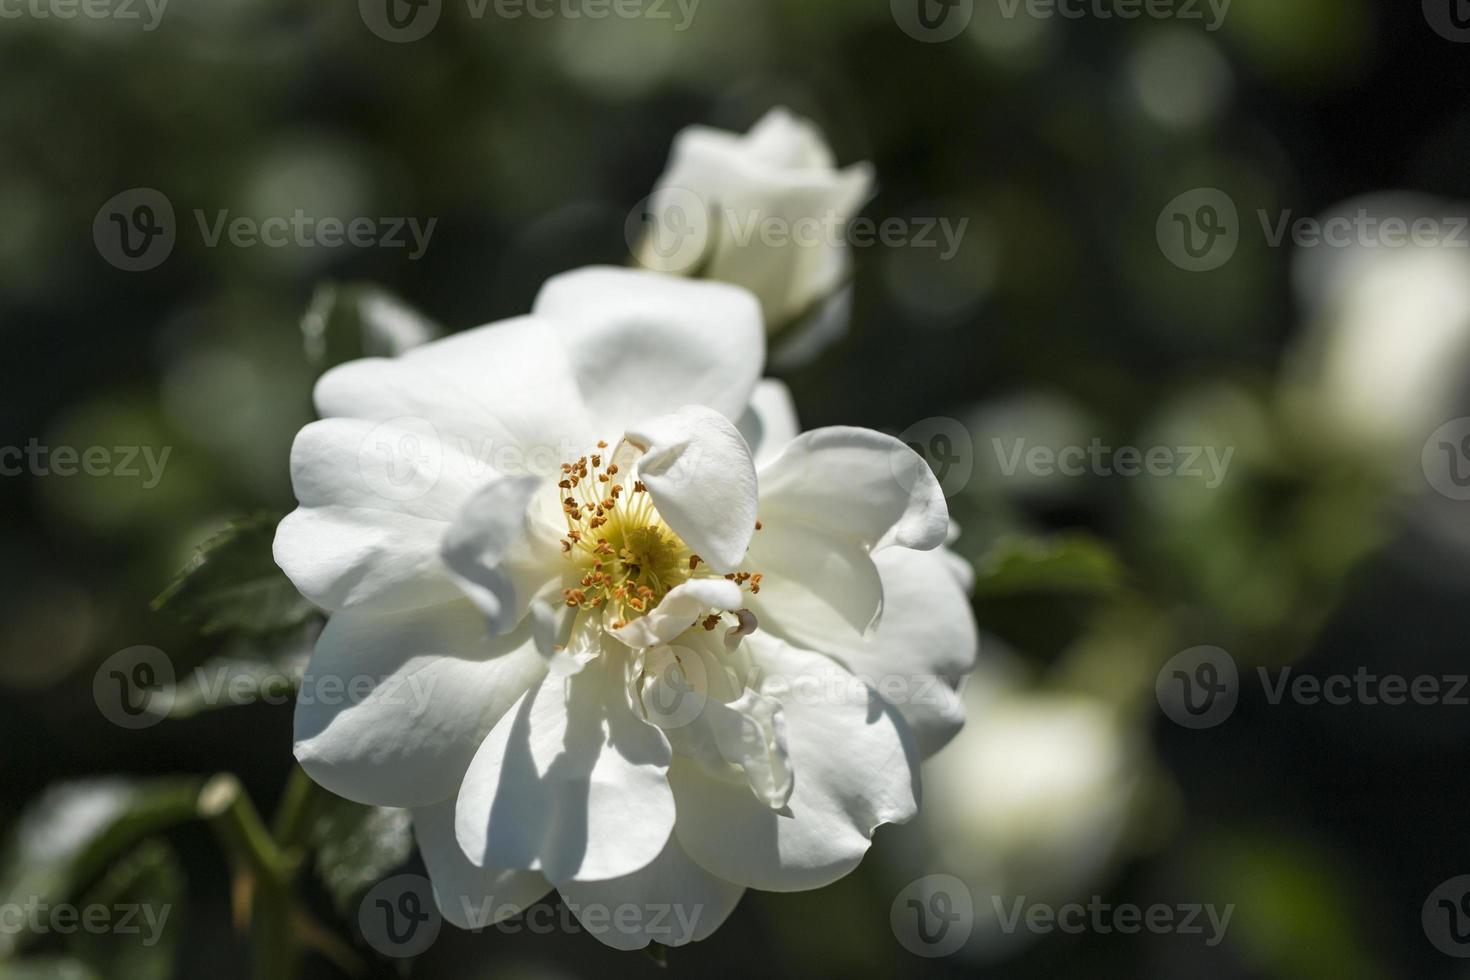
(735, 379), (801, 469)
(761, 547), (977, 757)
(293, 602), (547, 808)
(645, 112), (874, 326)
(742, 107), (838, 171)
(608, 578), (743, 650)
(440, 476), (566, 635)
(745, 518), (884, 635)
(757, 426), (948, 551)
(274, 417), (483, 613)
(636, 644), (793, 810)
(670, 636), (919, 892)
(625, 406), (758, 573)
(556, 834), (744, 950)
(455, 655), (675, 884)
(314, 315), (596, 458)
(412, 798), (552, 930)
(531, 267), (764, 427)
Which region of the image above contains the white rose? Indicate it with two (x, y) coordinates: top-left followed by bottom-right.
(274, 267), (976, 949)
(636, 108), (875, 331)
(1285, 194), (1470, 460)
(917, 674), (1154, 955)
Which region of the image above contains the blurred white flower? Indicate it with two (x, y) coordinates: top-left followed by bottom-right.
(917, 667), (1154, 957)
(636, 108), (874, 331)
(274, 266), (976, 949)
(1285, 194), (1470, 463)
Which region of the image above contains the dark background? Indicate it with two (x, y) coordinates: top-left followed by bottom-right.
(4, 0), (1470, 977)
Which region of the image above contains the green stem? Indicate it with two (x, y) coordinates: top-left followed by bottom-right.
(272, 763), (323, 854)
(199, 773), (302, 980)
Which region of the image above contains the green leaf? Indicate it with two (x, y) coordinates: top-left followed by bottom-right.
(67, 840), (184, 980)
(972, 533), (1127, 598)
(151, 514), (318, 638)
(0, 780), (199, 961)
(307, 796), (414, 916)
(301, 281), (440, 373)
(163, 624), (316, 719)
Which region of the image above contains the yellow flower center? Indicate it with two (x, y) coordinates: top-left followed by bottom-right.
(556, 442), (763, 630)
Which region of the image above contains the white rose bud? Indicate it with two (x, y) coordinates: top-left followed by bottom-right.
(637, 107), (875, 332)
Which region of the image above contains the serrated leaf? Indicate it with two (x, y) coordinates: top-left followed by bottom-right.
(972, 534), (1127, 598)
(307, 797), (414, 916)
(152, 514), (318, 638)
(301, 281), (440, 372)
(0, 780), (199, 960)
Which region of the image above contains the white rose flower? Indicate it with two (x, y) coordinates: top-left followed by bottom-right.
(1285, 194), (1470, 460)
(636, 107), (875, 331)
(274, 267), (977, 949)
(916, 672), (1157, 957)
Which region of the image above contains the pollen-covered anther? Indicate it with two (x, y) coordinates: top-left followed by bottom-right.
(554, 444), (765, 623)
